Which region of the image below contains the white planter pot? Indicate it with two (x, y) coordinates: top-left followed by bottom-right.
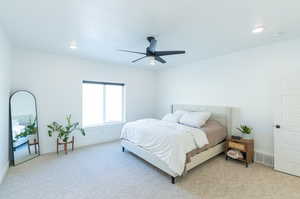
(242, 134), (252, 140)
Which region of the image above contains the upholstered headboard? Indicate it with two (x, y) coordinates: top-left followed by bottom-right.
(171, 104), (232, 135)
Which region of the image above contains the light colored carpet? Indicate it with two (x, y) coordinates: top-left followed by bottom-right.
(1, 141), (300, 199)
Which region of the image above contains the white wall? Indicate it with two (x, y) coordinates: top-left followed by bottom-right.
(11, 49), (156, 154)
(10, 37), (300, 158)
(0, 26), (11, 183)
(156, 38), (300, 156)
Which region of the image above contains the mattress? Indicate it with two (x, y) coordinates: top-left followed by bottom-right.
(186, 120), (227, 163)
(120, 119), (209, 175)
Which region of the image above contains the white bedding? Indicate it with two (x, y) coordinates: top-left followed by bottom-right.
(120, 119), (209, 175)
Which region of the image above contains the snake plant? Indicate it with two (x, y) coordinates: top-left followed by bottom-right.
(236, 125), (252, 135)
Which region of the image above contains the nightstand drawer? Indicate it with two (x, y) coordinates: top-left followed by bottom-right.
(228, 141), (246, 151)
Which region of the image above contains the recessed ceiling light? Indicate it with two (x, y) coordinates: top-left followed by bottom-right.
(252, 25), (264, 34)
(69, 41), (77, 50)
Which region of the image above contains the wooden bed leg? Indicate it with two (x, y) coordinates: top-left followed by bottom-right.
(171, 176), (176, 184)
(122, 146), (125, 152)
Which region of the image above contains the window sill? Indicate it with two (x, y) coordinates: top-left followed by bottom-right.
(83, 121), (125, 129)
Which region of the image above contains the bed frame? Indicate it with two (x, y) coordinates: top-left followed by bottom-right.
(121, 104), (232, 184)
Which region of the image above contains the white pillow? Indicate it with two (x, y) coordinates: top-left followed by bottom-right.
(179, 111), (211, 128)
(162, 113), (178, 123)
(173, 110), (187, 118)
(162, 110), (187, 123)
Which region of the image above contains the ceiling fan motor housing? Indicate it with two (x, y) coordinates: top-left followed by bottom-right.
(147, 36), (155, 42)
(118, 36), (185, 64)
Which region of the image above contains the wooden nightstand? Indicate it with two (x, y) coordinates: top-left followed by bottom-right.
(225, 138), (254, 167)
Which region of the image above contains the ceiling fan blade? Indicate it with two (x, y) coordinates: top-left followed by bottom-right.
(132, 56), (148, 63)
(154, 50), (185, 56)
(148, 39), (157, 53)
(118, 49), (146, 55)
(155, 56), (167, 64)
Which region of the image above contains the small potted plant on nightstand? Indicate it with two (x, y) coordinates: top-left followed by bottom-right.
(47, 115), (85, 154)
(236, 125), (253, 140)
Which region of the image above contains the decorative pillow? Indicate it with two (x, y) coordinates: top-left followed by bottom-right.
(162, 113), (177, 122)
(173, 110), (187, 118)
(162, 113), (178, 123)
(179, 111), (211, 128)
(162, 110), (187, 123)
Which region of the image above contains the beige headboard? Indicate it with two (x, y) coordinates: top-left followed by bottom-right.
(171, 104), (232, 135)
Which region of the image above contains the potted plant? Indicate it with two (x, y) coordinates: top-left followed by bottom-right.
(236, 125), (253, 140)
(47, 115), (85, 153)
(15, 119), (38, 140)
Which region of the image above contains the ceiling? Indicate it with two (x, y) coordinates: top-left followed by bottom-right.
(1, 0), (300, 69)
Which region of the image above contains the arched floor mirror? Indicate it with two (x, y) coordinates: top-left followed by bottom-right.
(9, 90), (40, 166)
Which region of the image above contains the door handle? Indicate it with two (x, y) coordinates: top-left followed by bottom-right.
(274, 124), (281, 129)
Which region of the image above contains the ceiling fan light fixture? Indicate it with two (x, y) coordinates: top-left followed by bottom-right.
(252, 25), (264, 34)
(149, 57), (156, 65)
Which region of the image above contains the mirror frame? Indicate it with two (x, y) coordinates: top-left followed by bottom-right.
(9, 90), (40, 166)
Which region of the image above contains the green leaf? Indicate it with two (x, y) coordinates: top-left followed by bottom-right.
(47, 114), (86, 141)
(236, 125), (252, 134)
(14, 119), (38, 140)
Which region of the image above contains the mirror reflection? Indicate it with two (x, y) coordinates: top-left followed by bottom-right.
(10, 91), (39, 165)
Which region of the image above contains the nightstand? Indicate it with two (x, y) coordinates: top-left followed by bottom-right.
(225, 138), (254, 167)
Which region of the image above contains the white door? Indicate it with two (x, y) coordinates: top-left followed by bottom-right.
(274, 76), (300, 176)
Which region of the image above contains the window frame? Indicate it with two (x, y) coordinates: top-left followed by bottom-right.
(82, 80), (126, 128)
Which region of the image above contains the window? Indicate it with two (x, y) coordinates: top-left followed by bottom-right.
(82, 81), (125, 127)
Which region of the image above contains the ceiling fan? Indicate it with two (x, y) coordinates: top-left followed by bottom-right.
(118, 36), (186, 64)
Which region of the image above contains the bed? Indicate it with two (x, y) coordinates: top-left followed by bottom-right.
(121, 104), (232, 183)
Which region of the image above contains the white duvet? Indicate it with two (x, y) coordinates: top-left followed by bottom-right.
(120, 119), (209, 175)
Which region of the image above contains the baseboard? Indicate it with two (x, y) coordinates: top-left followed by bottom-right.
(0, 161), (9, 184)
(254, 151), (274, 168)
(41, 138), (120, 155)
